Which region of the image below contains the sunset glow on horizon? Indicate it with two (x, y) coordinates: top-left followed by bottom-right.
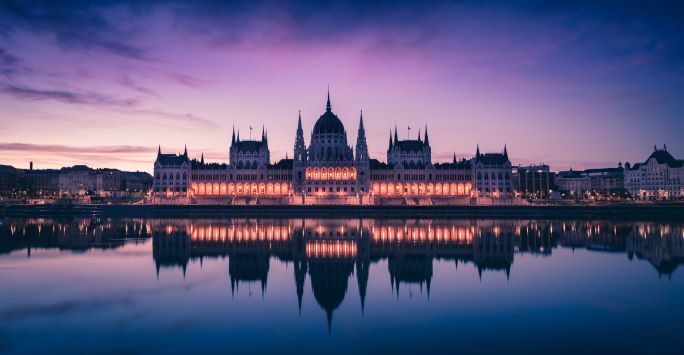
(1, 0), (683, 173)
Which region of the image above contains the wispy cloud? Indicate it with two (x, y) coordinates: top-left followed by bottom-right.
(0, 143), (156, 154)
(1, 84), (138, 107)
(167, 72), (211, 90)
(117, 74), (159, 97)
(1, 84), (219, 128)
(0, 1), (148, 61)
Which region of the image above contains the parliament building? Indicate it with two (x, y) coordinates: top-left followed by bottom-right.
(152, 92), (514, 205)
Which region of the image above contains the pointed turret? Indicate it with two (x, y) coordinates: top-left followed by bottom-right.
(394, 124), (398, 142)
(231, 126), (236, 145)
(294, 110), (306, 164)
(355, 110), (369, 163)
(358, 110), (365, 131)
(503, 144), (508, 160)
(262, 125), (266, 141)
(424, 125), (430, 146)
(476, 144), (481, 159)
(388, 129), (393, 150)
(453, 153), (457, 164)
(200, 152), (204, 164)
(183, 144), (188, 157)
(237, 130), (240, 142)
(418, 128), (421, 142)
(326, 88), (332, 112)
(157, 144), (161, 157)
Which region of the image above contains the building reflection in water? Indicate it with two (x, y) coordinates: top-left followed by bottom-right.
(0, 218), (149, 256)
(1, 217), (683, 329)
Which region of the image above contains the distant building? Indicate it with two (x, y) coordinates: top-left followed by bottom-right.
(0, 163), (152, 198)
(624, 145), (684, 200)
(555, 170), (591, 195)
(513, 164), (555, 199)
(0, 165), (20, 196)
(556, 164), (624, 197)
(21, 168), (60, 197)
(59, 165), (102, 196)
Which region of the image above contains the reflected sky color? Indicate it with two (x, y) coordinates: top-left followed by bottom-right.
(1, 217), (683, 353)
(1, 1), (683, 172)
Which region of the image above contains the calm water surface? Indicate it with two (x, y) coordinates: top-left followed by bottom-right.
(1, 217), (683, 354)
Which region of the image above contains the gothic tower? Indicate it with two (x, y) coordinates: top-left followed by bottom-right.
(293, 111), (307, 192)
(355, 110), (370, 194)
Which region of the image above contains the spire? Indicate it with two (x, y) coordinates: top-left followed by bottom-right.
(503, 144), (508, 160)
(231, 126), (236, 145)
(262, 125), (266, 141)
(356, 110), (368, 163)
(157, 144), (161, 157)
(200, 152), (204, 164)
(326, 87), (332, 112)
(297, 110), (303, 131)
(237, 130), (240, 142)
(358, 110), (364, 131)
(389, 129), (393, 149)
(424, 125), (429, 146)
(453, 153), (457, 164)
(394, 124), (398, 142)
(476, 144), (480, 158)
(418, 128), (421, 142)
(326, 311), (333, 334)
(183, 144), (187, 157)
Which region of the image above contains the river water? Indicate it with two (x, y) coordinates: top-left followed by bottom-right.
(1, 217), (682, 354)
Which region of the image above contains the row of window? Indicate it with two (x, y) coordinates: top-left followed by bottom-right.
(307, 187), (356, 193)
(477, 172), (511, 180)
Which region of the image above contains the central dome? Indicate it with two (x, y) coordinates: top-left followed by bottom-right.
(313, 111), (345, 134)
(312, 91), (346, 135)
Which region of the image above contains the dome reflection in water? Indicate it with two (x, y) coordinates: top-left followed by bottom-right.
(0, 217), (683, 353)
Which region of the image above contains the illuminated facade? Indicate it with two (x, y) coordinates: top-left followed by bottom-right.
(151, 91), (516, 205)
(624, 145), (684, 200)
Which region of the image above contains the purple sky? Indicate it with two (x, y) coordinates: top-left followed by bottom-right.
(1, 1), (683, 173)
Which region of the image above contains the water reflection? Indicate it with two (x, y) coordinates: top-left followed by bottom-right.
(0, 218), (149, 255)
(2, 217), (683, 331)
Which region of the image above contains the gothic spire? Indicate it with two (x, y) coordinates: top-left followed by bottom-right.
(389, 129), (393, 149)
(394, 124), (398, 142)
(418, 128), (421, 142)
(503, 144), (508, 160)
(231, 126), (236, 145)
(297, 110), (303, 132)
(262, 125), (266, 141)
(200, 152), (204, 164)
(326, 87), (332, 112)
(237, 130), (240, 142)
(356, 110), (368, 163)
(358, 110), (364, 131)
(183, 144), (187, 157)
(424, 125), (430, 146)
(157, 144), (161, 156)
(453, 153), (457, 163)
(476, 144), (480, 158)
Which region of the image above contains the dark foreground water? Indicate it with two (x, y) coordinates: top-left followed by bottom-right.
(0, 217), (683, 354)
